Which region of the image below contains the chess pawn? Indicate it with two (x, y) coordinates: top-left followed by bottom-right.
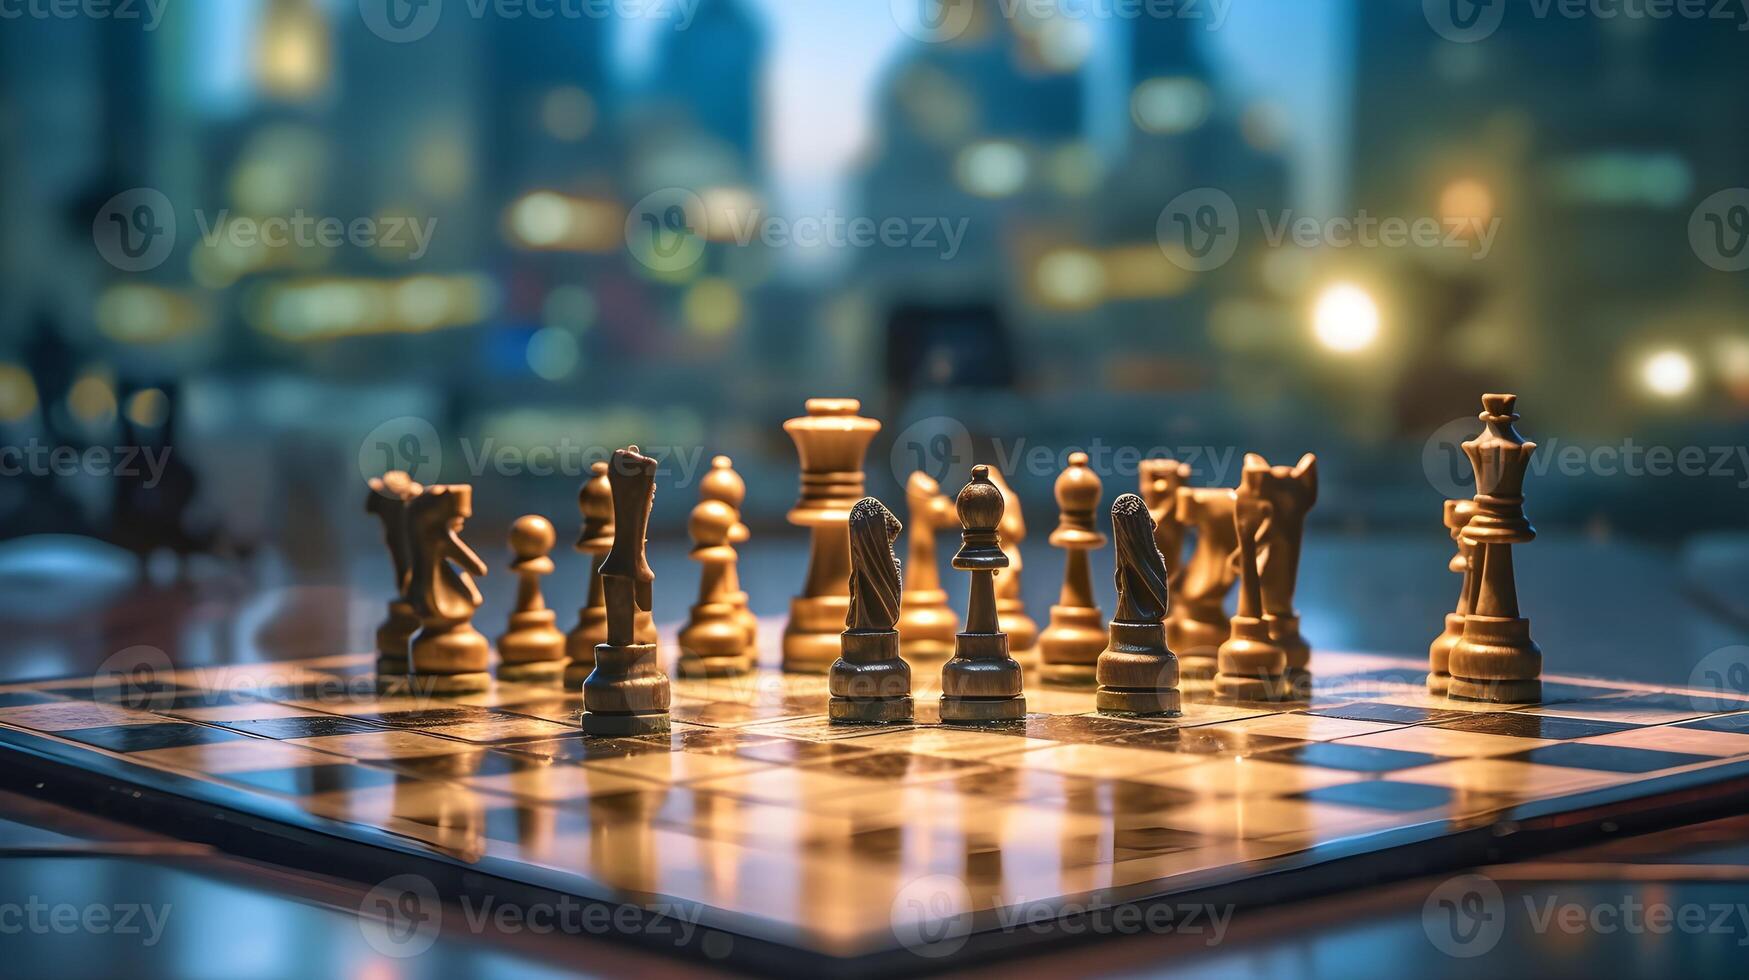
(1448, 394), (1543, 704)
(565, 462), (614, 688)
(782, 399), (882, 673)
(1214, 474), (1288, 701)
(829, 498), (914, 724)
(366, 470), (424, 691)
(1096, 494), (1181, 716)
(497, 515), (567, 684)
(1428, 498), (1478, 695)
(940, 466), (1027, 724)
(1171, 486), (1238, 679)
(985, 466), (1038, 656)
(678, 498), (754, 677)
(407, 485), (493, 695)
(1038, 452), (1107, 686)
(583, 447), (671, 735)
(700, 455), (758, 662)
(897, 471), (957, 664)
(1244, 452), (1318, 695)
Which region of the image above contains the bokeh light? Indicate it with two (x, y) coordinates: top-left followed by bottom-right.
(1641, 349), (1696, 399)
(1312, 283), (1381, 354)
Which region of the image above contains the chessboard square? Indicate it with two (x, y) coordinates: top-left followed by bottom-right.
(805, 751), (991, 782)
(225, 762), (402, 795)
(582, 748), (774, 783)
(1155, 797), (1400, 840)
(1338, 727), (1546, 758)
(688, 766), (903, 813)
(0, 691), (64, 708)
(0, 701), (161, 732)
(1433, 712), (1636, 740)
(1011, 714), (1169, 744)
(156, 689), (269, 711)
(1678, 713), (1749, 735)
(354, 706), (503, 728)
(733, 738), (879, 765)
(1525, 692), (1724, 725)
(490, 695), (585, 724)
(378, 751), (496, 779)
(467, 765), (653, 803)
(56, 722), (253, 753)
(1294, 780), (1457, 813)
(502, 735), (648, 763)
(288, 729), (479, 761)
(1501, 742), (1716, 774)
(1171, 701), (1278, 726)
(634, 726), (781, 755)
(1103, 726), (1306, 757)
(44, 679), (187, 702)
(1130, 758), (1365, 797)
(674, 701), (813, 726)
(216, 716), (388, 739)
(1305, 702), (1468, 725)
(840, 726), (1050, 760)
(1211, 713), (1398, 742)
(423, 714), (581, 744)
(1007, 743), (1203, 778)
(1254, 742), (1445, 772)
(1576, 726), (1749, 758)
(742, 715), (916, 742)
(483, 805), (585, 844)
(1111, 824), (1207, 860)
(169, 703), (320, 722)
(1390, 758), (1624, 797)
(131, 740), (343, 774)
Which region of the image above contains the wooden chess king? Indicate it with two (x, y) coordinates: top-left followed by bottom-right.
(782, 399), (882, 674)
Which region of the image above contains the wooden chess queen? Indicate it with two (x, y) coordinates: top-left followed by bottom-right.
(782, 399), (882, 674)
(407, 484), (493, 694)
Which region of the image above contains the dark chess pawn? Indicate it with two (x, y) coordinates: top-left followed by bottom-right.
(366, 470), (424, 692)
(1244, 452), (1318, 695)
(679, 497), (754, 677)
(1214, 475), (1288, 701)
(940, 466), (1027, 724)
(497, 515), (567, 685)
(582, 447), (671, 736)
(700, 455), (758, 662)
(407, 485), (493, 695)
(1428, 498), (1477, 696)
(1038, 452), (1107, 686)
(1096, 494), (1181, 717)
(829, 498), (913, 724)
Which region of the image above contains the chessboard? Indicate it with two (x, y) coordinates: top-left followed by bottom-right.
(3, 631), (1749, 975)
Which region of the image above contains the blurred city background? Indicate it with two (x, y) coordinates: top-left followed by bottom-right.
(2, 0), (1748, 678)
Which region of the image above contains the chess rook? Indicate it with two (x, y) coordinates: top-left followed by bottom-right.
(1171, 486), (1238, 679)
(679, 497), (754, 677)
(939, 466), (1026, 723)
(1038, 452), (1107, 686)
(407, 484), (493, 694)
(1245, 452), (1318, 695)
(700, 455), (758, 663)
(1428, 498), (1478, 695)
(366, 470), (424, 692)
(985, 466), (1038, 657)
(582, 447), (671, 735)
(1214, 474), (1288, 701)
(782, 399), (882, 673)
(1096, 494), (1181, 716)
(497, 515), (567, 684)
(897, 471), (957, 663)
(1448, 394), (1543, 703)
(829, 497), (914, 724)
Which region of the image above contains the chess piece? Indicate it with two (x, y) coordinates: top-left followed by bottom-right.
(782, 399), (882, 673)
(984, 466), (1038, 656)
(1428, 498), (1478, 695)
(897, 471), (957, 663)
(366, 470), (424, 690)
(1096, 494), (1180, 716)
(407, 485), (493, 694)
(582, 447), (671, 735)
(1448, 394), (1543, 703)
(493, 516), (566, 684)
(940, 466), (1027, 723)
(1172, 486), (1238, 678)
(678, 497), (754, 677)
(1038, 452), (1106, 686)
(700, 455), (758, 662)
(565, 463), (610, 687)
(1245, 453), (1318, 694)
(829, 497), (914, 723)
(1139, 457), (1191, 593)
(1214, 473), (1288, 701)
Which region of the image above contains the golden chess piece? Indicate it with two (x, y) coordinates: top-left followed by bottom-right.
(582, 447), (671, 736)
(496, 515), (567, 685)
(1038, 452), (1107, 686)
(1448, 394), (1543, 704)
(985, 466), (1039, 658)
(1428, 498), (1478, 696)
(566, 461), (658, 689)
(940, 466), (1026, 723)
(408, 485), (493, 695)
(366, 470), (424, 692)
(1245, 452), (1318, 695)
(897, 471), (958, 665)
(829, 498), (914, 724)
(678, 497), (754, 677)
(1214, 472), (1288, 701)
(782, 399), (881, 674)
(1096, 494), (1181, 716)
(700, 455), (758, 663)
(1139, 457), (1191, 595)
(1172, 485), (1238, 679)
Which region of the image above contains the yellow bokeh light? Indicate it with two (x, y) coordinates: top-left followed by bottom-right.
(1312, 283), (1381, 353)
(1035, 249), (1104, 310)
(956, 141), (1027, 198)
(0, 363), (39, 423)
(683, 279), (743, 337)
(68, 373), (117, 425)
(125, 388), (169, 428)
(1440, 179), (1495, 238)
(1641, 349), (1695, 398)
(1131, 77), (1211, 135)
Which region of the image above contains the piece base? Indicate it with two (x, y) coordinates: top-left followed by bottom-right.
(582, 712), (670, 737)
(938, 696), (1026, 723)
(497, 660), (566, 684)
(1096, 688), (1182, 716)
(1426, 671), (1451, 696)
(829, 697), (915, 725)
(1447, 677), (1542, 704)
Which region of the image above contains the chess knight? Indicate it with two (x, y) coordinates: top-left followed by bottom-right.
(407, 484), (493, 694)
